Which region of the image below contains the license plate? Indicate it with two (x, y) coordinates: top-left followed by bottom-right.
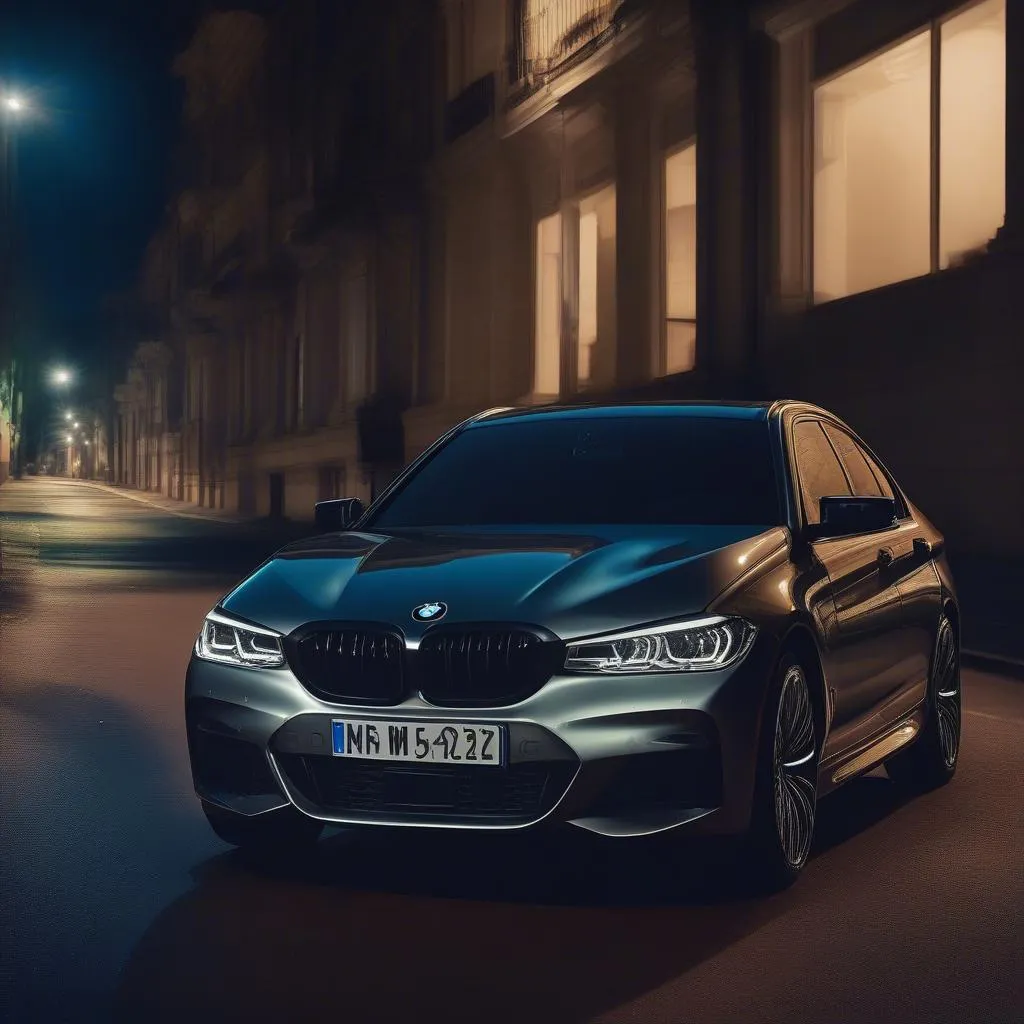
(331, 719), (505, 767)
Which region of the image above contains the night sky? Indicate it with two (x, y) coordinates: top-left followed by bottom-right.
(1, 0), (206, 401)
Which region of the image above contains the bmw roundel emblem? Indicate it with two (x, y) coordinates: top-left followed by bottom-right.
(412, 601), (448, 622)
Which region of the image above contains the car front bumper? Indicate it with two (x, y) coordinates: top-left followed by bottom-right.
(185, 631), (779, 839)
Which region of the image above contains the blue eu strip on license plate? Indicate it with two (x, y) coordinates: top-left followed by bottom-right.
(330, 718), (503, 766)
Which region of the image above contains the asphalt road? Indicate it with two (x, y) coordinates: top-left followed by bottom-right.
(2, 477), (1022, 1024)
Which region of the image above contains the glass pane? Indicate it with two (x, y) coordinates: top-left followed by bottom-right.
(665, 143), (697, 334)
(940, 0), (1006, 268)
(577, 185), (616, 389)
(666, 321), (696, 374)
(793, 421), (851, 524)
(534, 213), (562, 395)
(372, 415), (782, 528)
(823, 424), (881, 497)
(813, 31), (931, 302)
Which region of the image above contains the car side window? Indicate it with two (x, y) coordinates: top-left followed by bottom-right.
(793, 420), (851, 525)
(823, 425), (884, 498)
(855, 442), (896, 503)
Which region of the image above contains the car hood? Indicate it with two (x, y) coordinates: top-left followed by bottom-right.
(219, 525), (789, 641)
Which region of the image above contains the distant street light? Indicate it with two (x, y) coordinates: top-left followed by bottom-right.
(2, 94), (28, 115)
(64, 411), (72, 421)
(50, 367), (73, 387)
(73, 421), (79, 429)
(65, 434), (73, 444)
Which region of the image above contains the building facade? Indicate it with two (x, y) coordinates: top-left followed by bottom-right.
(112, 0), (1019, 561)
(418, 0), (1019, 559)
(113, 0), (436, 519)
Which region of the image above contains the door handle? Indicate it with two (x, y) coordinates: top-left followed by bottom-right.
(877, 546), (895, 567)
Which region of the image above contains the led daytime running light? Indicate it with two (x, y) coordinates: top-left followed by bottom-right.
(565, 616), (755, 674)
(195, 610), (285, 668)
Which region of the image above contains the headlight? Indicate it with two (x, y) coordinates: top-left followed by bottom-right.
(564, 615), (756, 674)
(194, 610), (285, 668)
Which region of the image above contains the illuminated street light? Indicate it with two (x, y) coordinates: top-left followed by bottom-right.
(50, 367), (73, 388)
(2, 93), (26, 113)
(73, 421), (79, 429)
(65, 435), (73, 444)
(64, 411), (73, 421)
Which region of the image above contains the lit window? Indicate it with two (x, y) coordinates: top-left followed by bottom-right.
(940, 0), (1006, 268)
(534, 212), (561, 396)
(533, 185), (616, 398)
(577, 184), (616, 390)
(813, 1), (1007, 302)
(813, 31), (931, 302)
(665, 143), (697, 374)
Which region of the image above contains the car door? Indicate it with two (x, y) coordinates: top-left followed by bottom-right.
(791, 417), (908, 761)
(822, 423), (940, 725)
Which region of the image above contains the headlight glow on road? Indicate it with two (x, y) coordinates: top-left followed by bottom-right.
(195, 609), (285, 668)
(564, 615), (756, 674)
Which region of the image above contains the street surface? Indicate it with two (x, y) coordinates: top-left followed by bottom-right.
(1, 477), (1022, 1024)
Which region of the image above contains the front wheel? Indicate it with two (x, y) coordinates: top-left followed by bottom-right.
(886, 615), (961, 791)
(740, 655), (820, 892)
(202, 801), (324, 853)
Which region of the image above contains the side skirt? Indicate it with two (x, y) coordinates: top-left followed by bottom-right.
(818, 706), (926, 796)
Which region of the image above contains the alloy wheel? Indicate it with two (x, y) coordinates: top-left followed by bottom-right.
(933, 619), (961, 769)
(773, 665), (817, 868)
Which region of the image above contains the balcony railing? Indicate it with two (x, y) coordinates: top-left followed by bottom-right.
(508, 0), (626, 98)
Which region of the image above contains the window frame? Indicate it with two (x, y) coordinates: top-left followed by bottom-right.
(808, 0), (1005, 302)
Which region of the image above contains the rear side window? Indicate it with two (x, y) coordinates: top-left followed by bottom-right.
(792, 420), (850, 525)
(823, 423), (904, 518)
(823, 425), (883, 497)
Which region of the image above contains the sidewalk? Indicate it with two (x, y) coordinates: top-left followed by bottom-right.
(67, 479), (249, 524)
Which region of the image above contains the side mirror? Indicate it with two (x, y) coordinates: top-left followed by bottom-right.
(809, 495), (898, 539)
(314, 497), (365, 533)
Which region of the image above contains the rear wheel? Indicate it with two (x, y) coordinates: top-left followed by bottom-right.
(202, 801), (324, 853)
(741, 654), (820, 892)
(886, 615), (961, 790)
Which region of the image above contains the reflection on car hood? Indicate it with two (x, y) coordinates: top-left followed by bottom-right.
(219, 525), (790, 640)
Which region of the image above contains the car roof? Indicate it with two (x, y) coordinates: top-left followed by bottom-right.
(467, 399), (827, 427)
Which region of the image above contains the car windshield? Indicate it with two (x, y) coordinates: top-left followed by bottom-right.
(368, 413), (782, 528)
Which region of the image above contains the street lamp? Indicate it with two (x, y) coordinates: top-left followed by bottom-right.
(2, 94), (26, 114)
(50, 367), (73, 388)
(64, 411), (72, 421)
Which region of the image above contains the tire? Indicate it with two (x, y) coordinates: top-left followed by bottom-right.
(740, 653), (820, 892)
(886, 614), (961, 791)
(202, 801), (324, 853)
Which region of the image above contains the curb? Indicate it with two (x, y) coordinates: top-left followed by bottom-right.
(70, 480), (248, 525)
(961, 649), (1024, 680)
